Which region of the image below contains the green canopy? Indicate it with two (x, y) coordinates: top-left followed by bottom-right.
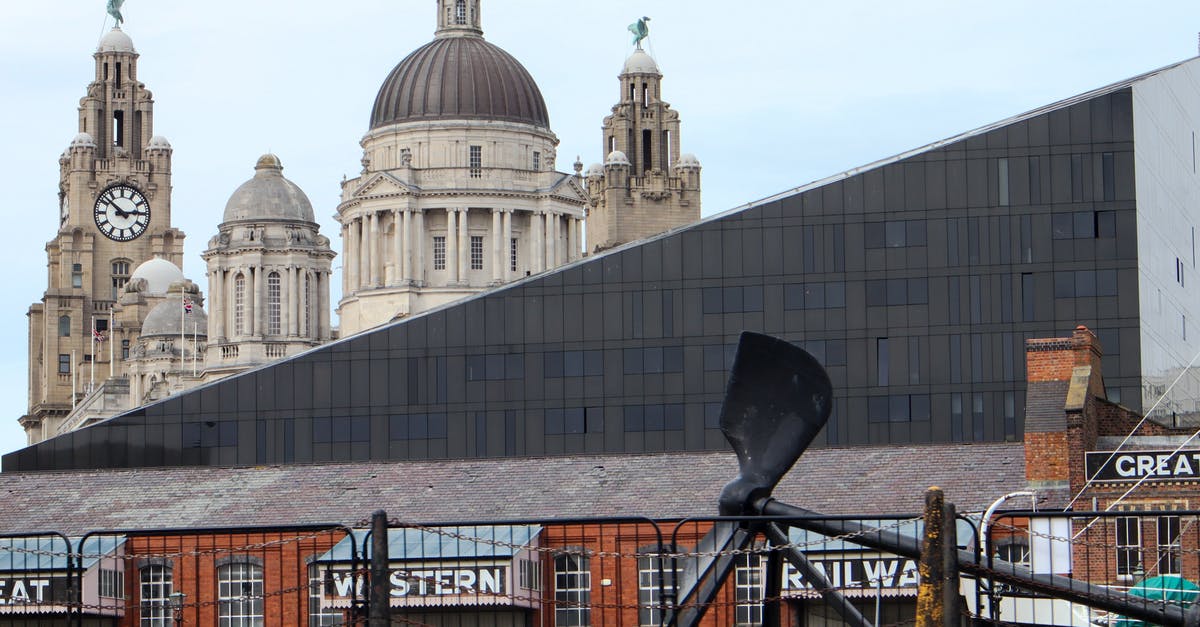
(1114, 575), (1200, 627)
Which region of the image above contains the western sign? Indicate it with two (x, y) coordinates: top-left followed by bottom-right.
(324, 565), (507, 600)
(1085, 450), (1200, 482)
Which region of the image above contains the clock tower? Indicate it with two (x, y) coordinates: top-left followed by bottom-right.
(22, 26), (185, 444)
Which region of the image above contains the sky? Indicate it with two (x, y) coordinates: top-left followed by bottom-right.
(0, 1), (1198, 459)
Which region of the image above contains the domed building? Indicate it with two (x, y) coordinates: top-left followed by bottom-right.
(125, 280), (208, 403)
(203, 154), (334, 377)
(584, 42), (701, 253)
(336, 0), (588, 335)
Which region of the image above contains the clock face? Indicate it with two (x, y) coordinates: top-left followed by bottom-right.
(94, 185), (151, 241)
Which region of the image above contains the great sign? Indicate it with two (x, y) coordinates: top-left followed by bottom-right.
(1085, 450), (1200, 482)
(0, 577), (69, 605)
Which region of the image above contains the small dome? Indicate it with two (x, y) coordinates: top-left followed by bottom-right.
(622, 49), (660, 75)
(675, 153), (701, 168)
(371, 37), (550, 130)
(585, 163), (605, 177)
(222, 154), (315, 223)
(605, 150), (630, 166)
(129, 259), (185, 297)
(141, 298), (208, 338)
(147, 136), (171, 150)
(97, 27), (136, 54)
(69, 132), (96, 149)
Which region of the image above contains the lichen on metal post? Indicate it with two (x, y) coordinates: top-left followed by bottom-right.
(916, 487), (945, 627)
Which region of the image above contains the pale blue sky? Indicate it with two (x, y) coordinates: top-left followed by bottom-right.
(0, 1), (1197, 459)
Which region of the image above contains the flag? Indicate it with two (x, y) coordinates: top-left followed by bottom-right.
(93, 328), (106, 342)
(184, 298), (193, 314)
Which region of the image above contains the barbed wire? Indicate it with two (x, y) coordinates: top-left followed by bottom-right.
(0, 527), (345, 561)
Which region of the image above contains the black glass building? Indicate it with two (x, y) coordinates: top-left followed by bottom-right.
(8, 59), (1200, 472)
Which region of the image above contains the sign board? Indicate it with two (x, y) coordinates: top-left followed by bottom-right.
(0, 575), (71, 607)
(321, 562), (517, 608)
(780, 553), (920, 594)
(1085, 450), (1200, 482)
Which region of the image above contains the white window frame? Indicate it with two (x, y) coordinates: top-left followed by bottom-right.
(139, 565), (172, 627)
(1115, 516), (1142, 578)
(433, 236), (446, 270)
(234, 274), (246, 335)
(734, 553), (762, 626)
(554, 551), (591, 627)
(1157, 515), (1182, 576)
(218, 562), (264, 627)
(470, 235), (484, 270)
(267, 272), (281, 336)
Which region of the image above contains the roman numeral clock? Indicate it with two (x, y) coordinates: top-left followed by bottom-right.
(94, 184), (151, 241)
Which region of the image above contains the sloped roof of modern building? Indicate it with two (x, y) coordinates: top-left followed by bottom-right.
(6, 57), (1193, 473)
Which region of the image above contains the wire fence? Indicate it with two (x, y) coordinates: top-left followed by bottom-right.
(2, 509), (1199, 626)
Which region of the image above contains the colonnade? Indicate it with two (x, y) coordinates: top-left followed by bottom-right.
(209, 265), (330, 341)
(341, 207), (583, 294)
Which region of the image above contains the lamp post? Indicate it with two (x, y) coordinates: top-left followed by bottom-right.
(168, 591), (186, 626)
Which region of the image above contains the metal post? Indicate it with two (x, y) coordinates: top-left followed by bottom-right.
(369, 510), (389, 627)
(916, 487), (945, 627)
(763, 544), (782, 627)
(942, 502), (960, 627)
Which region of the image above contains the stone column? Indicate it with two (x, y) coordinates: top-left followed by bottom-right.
(228, 269), (238, 337)
(491, 209), (502, 284)
(568, 218), (579, 262)
(210, 269), (224, 340)
(286, 266), (297, 337)
(403, 207), (412, 281)
(502, 210), (513, 281)
(545, 213), (557, 270)
(531, 212), (543, 273)
(391, 209), (402, 285)
(249, 266), (260, 337)
(414, 210), (425, 285)
(446, 207), (458, 284)
(357, 217), (369, 291)
(319, 271), (331, 340)
(366, 212), (378, 287)
(457, 208), (469, 284)
(340, 224), (350, 295)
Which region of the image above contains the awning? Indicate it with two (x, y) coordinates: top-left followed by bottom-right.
(0, 536), (126, 615)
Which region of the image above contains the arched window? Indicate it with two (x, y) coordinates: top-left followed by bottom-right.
(267, 272), (281, 335)
(234, 273), (246, 335)
(455, 0), (467, 24)
(139, 564), (173, 627)
(111, 259), (131, 300)
(554, 550), (591, 626)
(58, 315), (71, 337)
(217, 562), (263, 625)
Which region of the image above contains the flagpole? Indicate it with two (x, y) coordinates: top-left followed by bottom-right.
(180, 290), (185, 370)
(71, 349), (77, 409)
(109, 308), (114, 377)
(193, 321), (198, 377)
(89, 316), (95, 391)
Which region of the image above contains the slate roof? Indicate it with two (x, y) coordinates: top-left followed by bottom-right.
(1024, 380), (1070, 432)
(0, 442), (1027, 536)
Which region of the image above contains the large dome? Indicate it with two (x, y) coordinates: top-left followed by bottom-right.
(141, 298), (208, 338)
(129, 259), (185, 297)
(222, 154), (315, 223)
(370, 37), (549, 130)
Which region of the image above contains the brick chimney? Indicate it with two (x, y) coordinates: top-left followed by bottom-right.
(1023, 326), (1104, 486)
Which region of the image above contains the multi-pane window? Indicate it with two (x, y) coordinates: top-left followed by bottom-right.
(234, 274), (246, 335)
(469, 145), (482, 178)
(1116, 516), (1142, 578)
(1157, 516), (1182, 575)
(139, 565), (172, 627)
(734, 553), (763, 626)
(58, 315), (71, 337)
(218, 562), (264, 627)
(267, 272), (281, 335)
(58, 354), (70, 374)
(533, 151), (541, 171)
(99, 568), (124, 598)
(510, 238), (519, 272)
(554, 552), (591, 627)
(122, 339), (130, 360)
(433, 236), (447, 270)
(72, 263), (83, 289)
(519, 558), (542, 591)
(112, 259), (131, 299)
(470, 235), (484, 270)
(307, 564), (342, 626)
(454, 0), (466, 24)
(638, 546), (678, 627)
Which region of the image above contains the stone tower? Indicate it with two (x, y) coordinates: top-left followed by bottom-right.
(23, 26), (185, 444)
(585, 44), (701, 253)
(204, 154), (334, 378)
(336, 0), (588, 336)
